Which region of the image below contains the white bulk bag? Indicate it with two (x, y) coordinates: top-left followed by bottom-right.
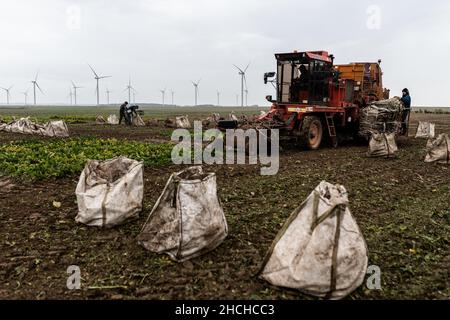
(17, 118), (35, 134)
(132, 114), (146, 127)
(260, 181), (368, 300)
(10, 118), (27, 133)
(210, 113), (221, 124)
(368, 132), (398, 157)
(415, 121), (435, 139)
(107, 114), (119, 125)
(137, 166), (228, 262)
(175, 115), (191, 129)
(96, 115), (107, 124)
(43, 120), (70, 137)
(425, 133), (450, 164)
(75, 157), (144, 227)
(229, 112), (238, 121)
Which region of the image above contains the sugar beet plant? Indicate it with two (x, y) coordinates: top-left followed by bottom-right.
(0, 138), (174, 179)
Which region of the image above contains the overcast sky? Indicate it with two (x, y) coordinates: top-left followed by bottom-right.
(0, 0), (449, 107)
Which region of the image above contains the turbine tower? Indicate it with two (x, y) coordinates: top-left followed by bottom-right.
(244, 89), (248, 106)
(171, 90), (175, 105)
(0, 85), (13, 104)
(31, 72), (43, 105)
(160, 88), (166, 106)
(71, 80), (83, 105)
(217, 90), (221, 106)
(124, 78), (136, 103)
(233, 63), (250, 107)
(106, 88), (112, 105)
(191, 79), (201, 106)
(68, 88), (73, 105)
(88, 64), (111, 105)
(22, 89), (29, 105)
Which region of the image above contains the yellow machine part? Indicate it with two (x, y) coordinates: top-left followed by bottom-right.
(335, 63), (389, 100)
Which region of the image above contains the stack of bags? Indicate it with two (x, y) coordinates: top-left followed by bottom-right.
(359, 97), (404, 138)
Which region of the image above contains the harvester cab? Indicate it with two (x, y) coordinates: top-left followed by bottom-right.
(271, 51), (335, 106)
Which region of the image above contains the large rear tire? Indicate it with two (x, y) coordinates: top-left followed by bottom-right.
(299, 116), (323, 150)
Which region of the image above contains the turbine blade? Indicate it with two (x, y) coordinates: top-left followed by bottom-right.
(233, 64), (244, 73)
(99, 76), (111, 79)
(244, 62), (251, 73)
(36, 82), (44, 94)
(35, 71), (39, 82)
(88, 64), (99, 78)
(71, 80), (76, 87)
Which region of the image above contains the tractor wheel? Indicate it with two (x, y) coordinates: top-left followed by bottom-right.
(299, 116), (323, 150)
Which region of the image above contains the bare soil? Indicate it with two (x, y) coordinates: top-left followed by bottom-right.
(0, 113), (449, 300)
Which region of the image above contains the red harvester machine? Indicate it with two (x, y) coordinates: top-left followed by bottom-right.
(220, 50), (403, 150)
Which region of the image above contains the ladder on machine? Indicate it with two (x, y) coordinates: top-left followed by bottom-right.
(325, 114), (338, 147)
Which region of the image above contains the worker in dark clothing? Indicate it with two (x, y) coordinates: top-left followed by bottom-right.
(119, 101), (128, 124)
(400, 88), (411, 134)
(291, 64), (310, 102)
(299, 64), (310, 85)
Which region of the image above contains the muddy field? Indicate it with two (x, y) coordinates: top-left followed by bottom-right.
(0, 112), (449, 300)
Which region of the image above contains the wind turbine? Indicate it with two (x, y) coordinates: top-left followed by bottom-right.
(71, 80), (83, 105)
(191, 79), (201, 106)
(233, 63), (250, 107)
(132, 91), (137, 104)
(171, 90), (175, 105)
(88, 64), (111, 105)
(21, 89), (29, 105)
(67, 88), (73, 105)
(160, 88), (166, 106)
(217, 90), (221, 106)
(124, 77), (136, 102)
(244, 89), (248, 106)
(31, 72), (43, 105)
(0, 85), (13, 104)
(106, 88), (112, 104)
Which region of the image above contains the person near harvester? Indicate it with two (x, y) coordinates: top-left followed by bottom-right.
(125, 104), (139, 125)
(400, 88), (411, 134)
(119, 101), (128, 124)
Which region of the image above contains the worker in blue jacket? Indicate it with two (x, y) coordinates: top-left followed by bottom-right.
(400, 88), (411, 134)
